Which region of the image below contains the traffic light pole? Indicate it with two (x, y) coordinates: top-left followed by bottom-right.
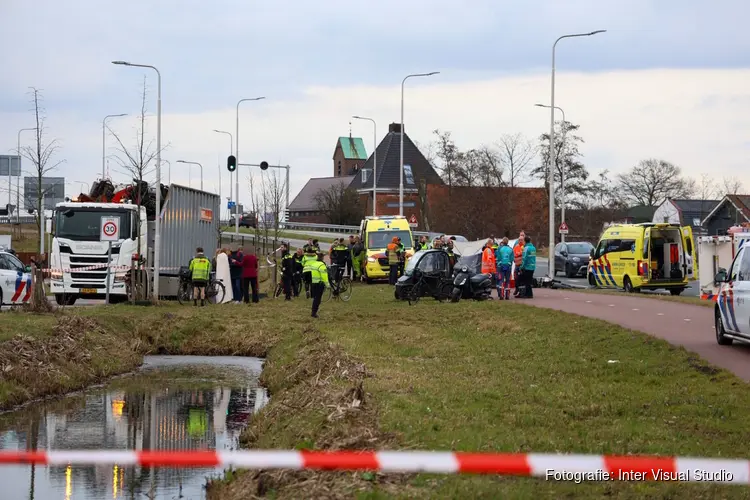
(238, 163), (290, 222)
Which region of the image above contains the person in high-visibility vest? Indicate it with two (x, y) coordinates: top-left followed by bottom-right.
(386, 237), (401, 285)
(519, 235), (537, 299)
(481, 239), (496, 275)
(305, 252), (329, 318)
(302, 239), (318, 299)
(292, 248), (304, 297)
(188, 247), (212, 307)
(350, 235), (364, 281)
(513, 230), (526, 297)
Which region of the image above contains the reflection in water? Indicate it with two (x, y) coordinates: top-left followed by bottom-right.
(0, 355), (268, 500)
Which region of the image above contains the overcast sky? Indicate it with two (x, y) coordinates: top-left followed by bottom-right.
(1, 0), (748, 210)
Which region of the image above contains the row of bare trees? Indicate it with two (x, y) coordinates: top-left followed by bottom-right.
(426, 125), (746, 213)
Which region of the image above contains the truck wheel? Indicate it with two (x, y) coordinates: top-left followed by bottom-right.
(669, 289), (683, 296)
(450, 287), (462, 303)
(623, 277), (635, 293)
(716, 309), (733, 345)
(588, 273), (596, 287)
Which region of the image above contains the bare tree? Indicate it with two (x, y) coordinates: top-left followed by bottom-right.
(431, 129), (463, 189)
(107, 77), (163, 301)
(534, 121), (589, 206)
(314, 182), (363, 225)
(260, 168), (287, 243)
(20, 88), (63, 236)
(721, 176), (745, 195)
(616, 158), (695, 207)
(247, 171), (267, 243)
(496, 133), (536, 187)
(19, 88), (62, 311)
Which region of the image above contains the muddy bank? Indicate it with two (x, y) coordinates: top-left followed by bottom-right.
(0, 306), (278, 411)
(206, 327), (408, 499)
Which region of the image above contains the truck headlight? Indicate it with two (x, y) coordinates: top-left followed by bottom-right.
(367, 257), (376, 263)
(114, 274), (128, 283)
(51, 271), (63, 281)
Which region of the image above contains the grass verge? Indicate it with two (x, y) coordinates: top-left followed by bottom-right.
(207, 286), (750, 498)
(2, 286), (748, 498)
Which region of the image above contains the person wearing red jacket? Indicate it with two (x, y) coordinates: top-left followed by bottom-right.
(241, 248), (259, 303)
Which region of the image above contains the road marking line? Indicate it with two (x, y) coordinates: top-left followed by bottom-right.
(632, 308), (639, 311)
(585, 300), (592, 303)
(684, 318), (691, 322)
(608, 304), (615, 307)
(658, 313), (664, 316)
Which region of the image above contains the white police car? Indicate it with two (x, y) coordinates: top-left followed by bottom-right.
(0, 251), (32, 309)
(715, 243), (750, 345)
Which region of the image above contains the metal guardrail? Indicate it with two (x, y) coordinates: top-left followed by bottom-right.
(0, 216), (37, 224)
(278, 221), (429, 237)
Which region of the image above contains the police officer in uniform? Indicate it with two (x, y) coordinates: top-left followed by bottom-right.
(280, 243), (295, 301)
(292, 248), (304, 297)
(305, 252), (329, 318)
(330, 238), (349, 284)
(397, 237), (406, 277)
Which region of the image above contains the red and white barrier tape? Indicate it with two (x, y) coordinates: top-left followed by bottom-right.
(0, 450), (745, 482)
(41, 263), (275, 273)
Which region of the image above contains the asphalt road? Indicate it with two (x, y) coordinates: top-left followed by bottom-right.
(527, 289), (750, 381)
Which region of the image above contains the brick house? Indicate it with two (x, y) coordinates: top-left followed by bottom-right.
(333, 135), (367, 177)
(287, 176), (355, 224)
(348, 123), (443, 221)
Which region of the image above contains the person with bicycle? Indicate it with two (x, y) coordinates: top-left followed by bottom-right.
(189, 247), (211, 306)
(330, 238), (348, 288)
(306, 252), (329, 318)
(280, 243), (295, 301)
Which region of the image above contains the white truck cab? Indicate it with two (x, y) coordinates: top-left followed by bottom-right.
(49, 202), (147, 305)
(714, 239), (750, 345)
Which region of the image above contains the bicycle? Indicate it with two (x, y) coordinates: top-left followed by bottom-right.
(322, 264), (352, 303)
(407, 271), (451, 306)
(273, 272), (302, 299)
(177, 268), (226, 305)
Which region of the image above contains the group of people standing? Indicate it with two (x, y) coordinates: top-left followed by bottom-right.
(481, 230), (536, 299)
(386, 234), (460, 284)
(278, 238), (329, 318)
(187, 245), (259, 306)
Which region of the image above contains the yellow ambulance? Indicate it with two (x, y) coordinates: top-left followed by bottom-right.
(587, 223), (697, 295)
(359, 215), (415, 282)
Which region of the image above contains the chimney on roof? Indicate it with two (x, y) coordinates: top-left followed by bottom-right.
(389, 123), (402, 133)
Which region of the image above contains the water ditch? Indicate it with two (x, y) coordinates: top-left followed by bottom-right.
(0, 355), (269, 499)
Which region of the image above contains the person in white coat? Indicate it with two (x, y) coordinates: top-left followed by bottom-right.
(214, 248), (234, 303)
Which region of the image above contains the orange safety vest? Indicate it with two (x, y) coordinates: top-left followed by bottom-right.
(513, 242), (524, 266)
(481, 247), (496, 274)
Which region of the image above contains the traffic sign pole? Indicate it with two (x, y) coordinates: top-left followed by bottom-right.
(100, 217), (121, 304)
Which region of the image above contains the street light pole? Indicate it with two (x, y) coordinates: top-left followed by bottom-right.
(102, 114), (127, 179)
(535, 103), (567, 242)
(352, 116), (377, 216)
(112, 60), (163, 302)
(235, 97), (265, 234)
(160, 159), (171, 185)
(400, 72), (439, 216)
(16, 127), (35, 223)
(176, 160), (203, 190)
(74, 181), (90, 194)
(546, 30), (605, 276)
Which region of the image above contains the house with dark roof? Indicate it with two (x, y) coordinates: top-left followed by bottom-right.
(333, 135), (367, 178)
(701, 194), (750, 235)
(287, 176), (355, 223)
(348, 123), (443, 217)
(621, 205), (656, 224)
(652, 198), (721, 234)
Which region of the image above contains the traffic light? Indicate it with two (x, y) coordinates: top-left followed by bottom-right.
(227, 155), (236, 172)
(260, 161), (268, 171)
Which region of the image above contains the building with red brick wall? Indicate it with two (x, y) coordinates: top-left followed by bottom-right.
(425, 184), (549, 241)
(333, 135), (368, 178)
